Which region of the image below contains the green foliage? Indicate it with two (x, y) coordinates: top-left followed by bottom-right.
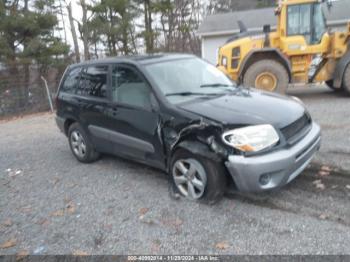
(88, 0), (139, 55)
(0, 0), (69, 67)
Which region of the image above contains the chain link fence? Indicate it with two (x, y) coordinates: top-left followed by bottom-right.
(0, 65), (65, 119)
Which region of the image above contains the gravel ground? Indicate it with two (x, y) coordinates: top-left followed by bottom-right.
(0, 85), (350, 255)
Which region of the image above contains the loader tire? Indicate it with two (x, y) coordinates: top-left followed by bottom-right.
(243, 60), (289, 94)
(342, 64), (350, 96)
(326, 80), (343, 92)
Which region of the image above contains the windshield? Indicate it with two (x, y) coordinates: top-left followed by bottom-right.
(145, 57), (236, 104)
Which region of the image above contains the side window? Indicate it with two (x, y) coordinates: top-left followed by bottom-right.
(312, 4), (326, 44)
(111, 65), (152, 110)
(77, 65), (108, 98)
(287, 4), (312, 43)
(61, 67), (81, 94)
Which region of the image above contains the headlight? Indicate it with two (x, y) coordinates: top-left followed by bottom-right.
(222, 125), (279, 152)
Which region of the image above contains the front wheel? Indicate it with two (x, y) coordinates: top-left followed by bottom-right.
(243, 59), (289, 94)
(170, 149), (226, 204)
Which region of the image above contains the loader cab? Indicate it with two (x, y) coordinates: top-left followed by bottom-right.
(286, 2), (326, 44)
(277, 0), (330, 56)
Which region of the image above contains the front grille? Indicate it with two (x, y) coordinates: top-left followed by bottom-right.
(281, 114), (311, 144)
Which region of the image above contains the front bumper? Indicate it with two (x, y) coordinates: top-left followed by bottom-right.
(225, 122), (321, 192)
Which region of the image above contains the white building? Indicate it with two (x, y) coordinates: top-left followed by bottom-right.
(198, 0), (350, 65)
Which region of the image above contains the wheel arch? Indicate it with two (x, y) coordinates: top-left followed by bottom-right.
(171, 140), (223, 163)
(333, 50), (350, 88)
(64, 118), (77, 136)
(238, 48), (292, 83)
(169, 139), (233, 187)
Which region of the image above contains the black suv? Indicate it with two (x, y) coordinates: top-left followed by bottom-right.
(56, 54), (321, 203)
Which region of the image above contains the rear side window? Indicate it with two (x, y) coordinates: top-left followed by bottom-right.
(61, 67), (81, 94)
(77, 65), (108, 98)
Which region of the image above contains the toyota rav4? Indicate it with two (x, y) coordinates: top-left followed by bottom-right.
(56, 54), (321, 203)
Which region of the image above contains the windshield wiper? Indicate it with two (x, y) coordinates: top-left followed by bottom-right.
(165, 92), (219, 97)
(200, 83), (235, 88)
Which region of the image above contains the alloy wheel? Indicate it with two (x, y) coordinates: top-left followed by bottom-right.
(70, 130), (87, 158)
(172, 159), (207, 200)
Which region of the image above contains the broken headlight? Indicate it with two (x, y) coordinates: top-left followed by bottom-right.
(222, 125), (279, 153)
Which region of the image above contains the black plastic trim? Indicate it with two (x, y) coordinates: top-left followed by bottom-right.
(88, 125), (155, 154)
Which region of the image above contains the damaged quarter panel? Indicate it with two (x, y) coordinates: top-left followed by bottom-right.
(157, 108), (224, 166)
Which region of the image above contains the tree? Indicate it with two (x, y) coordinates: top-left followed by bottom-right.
(0, 0), (69, 65)
(151, 0), (202, 55)
(78, 0), (91, 60)
(143, 0), (155, 53)
(89, 0), (139, 56)
(66, 1), (81, 62)
(153, 0), (173, 52)
(0, 0), (69, 105)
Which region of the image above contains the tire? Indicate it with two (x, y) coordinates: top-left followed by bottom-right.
(342, 64), (350, 96)
(243, 59), (289, 94)
(68, 123), (100, 163)
(170, 149), (226, 204)
(325, 80), (343, 92)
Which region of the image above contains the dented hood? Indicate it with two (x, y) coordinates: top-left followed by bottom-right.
(178, 89), (306, 129)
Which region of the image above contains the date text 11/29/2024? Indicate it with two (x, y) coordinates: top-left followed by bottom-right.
(127, 256), (220, 261)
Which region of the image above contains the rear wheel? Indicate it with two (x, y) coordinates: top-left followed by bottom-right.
(342, 64), (350, 96)
(243, 59), (289, 94)
(68, 123), (100, 163)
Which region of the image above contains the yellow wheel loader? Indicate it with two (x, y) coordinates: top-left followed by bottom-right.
(217, 0), (350, 95)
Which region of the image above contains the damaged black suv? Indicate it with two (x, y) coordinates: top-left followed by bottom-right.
(56, 54), (321, 203)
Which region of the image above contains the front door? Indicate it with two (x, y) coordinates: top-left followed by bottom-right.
(102, 64), (165, 169)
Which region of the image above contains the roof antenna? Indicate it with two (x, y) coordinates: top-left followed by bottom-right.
(237, 20), (248, 33)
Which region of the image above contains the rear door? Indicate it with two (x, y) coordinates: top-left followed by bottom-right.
(75, 64), (113, 153)
(57, 66), (83, 122)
